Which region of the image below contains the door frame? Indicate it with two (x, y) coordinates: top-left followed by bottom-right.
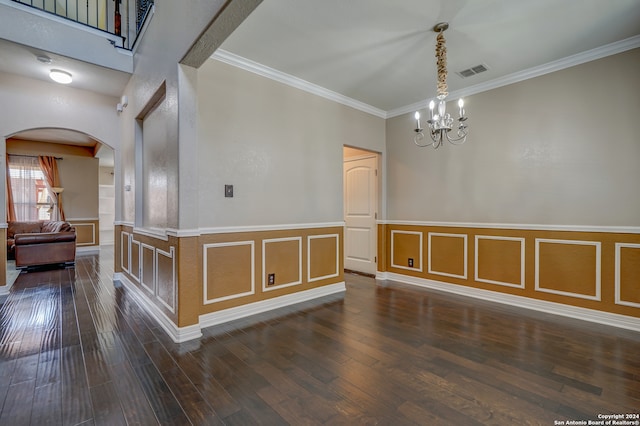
(343, 146), (381, 276)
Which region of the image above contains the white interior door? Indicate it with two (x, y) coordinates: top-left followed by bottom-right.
(344, 155), (377, 275)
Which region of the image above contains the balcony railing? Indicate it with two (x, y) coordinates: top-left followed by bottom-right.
(11, 0), (153, 49)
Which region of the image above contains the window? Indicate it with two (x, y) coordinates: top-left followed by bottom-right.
(8, 156), (55, 221)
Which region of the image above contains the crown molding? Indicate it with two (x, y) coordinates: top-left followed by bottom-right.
(213, 36), (639, 120)
(210, 49), (387, 119)
(387, 35), (640, 118)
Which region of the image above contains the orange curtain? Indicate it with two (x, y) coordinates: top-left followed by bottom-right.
(6, 155), (16, 222)
(38, 156), (65, 221)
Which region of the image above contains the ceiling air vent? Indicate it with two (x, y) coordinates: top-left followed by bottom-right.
(457, 63), (489, 78)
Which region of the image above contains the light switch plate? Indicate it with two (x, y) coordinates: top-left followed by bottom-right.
(225, 185), (233, 197)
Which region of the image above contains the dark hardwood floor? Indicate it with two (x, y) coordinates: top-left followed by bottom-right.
(0, 247), (639, 425)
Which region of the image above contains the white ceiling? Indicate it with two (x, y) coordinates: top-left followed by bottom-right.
(219, 0), (640, 113)
(0, 37), (130, 98)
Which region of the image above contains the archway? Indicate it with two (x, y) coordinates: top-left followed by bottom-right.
(3, 127), (117, 291)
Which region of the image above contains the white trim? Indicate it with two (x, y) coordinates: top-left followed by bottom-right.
(376, 272), (640, 333)
(262, 237), (303, 292)
(76, 246), (100, 255)
(475, 235), (525, 289)
(155, 247), (176, 313)
(0, 280), (14, 296)
(114, 221), (134, 227)
(129, 239), (141, 282)
(203, 241), (256, 304)
(167, 228), (200, 238)
(308, 234), (341, 283)
(114, 273), (202, 343)
(120, 231), (130, 274)
(535, 239), (601, 301)
(428, 232), (468, 280)
(211, 50), (386, 119)
(615, 243), (640, 309)
(140, 243), (155, 294)
(133, 227), (170, 241)
(379, 220), (640, 234)
(118, 222), (345, 238)
(67, 217), (100, 221)
(199, 222), (345, 235)
(73, 222), (96, 246)
(387, 35), (640, 118)
(200, 282), (346, 330)
(390, 230), (423, 272)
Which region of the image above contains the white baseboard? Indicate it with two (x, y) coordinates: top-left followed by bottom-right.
(114, 273), (202, 343)
(114, 273), (346, 343)
(77, 246), (100, 255)
(376, 272), (640, 332)
(199, 282), (346, 329)
(0, 281), (13, 296)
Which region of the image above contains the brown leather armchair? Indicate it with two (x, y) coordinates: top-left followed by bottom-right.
(8, 221), (76, 268)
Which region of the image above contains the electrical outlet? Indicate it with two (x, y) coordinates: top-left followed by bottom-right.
(225, 184), (233, 197)
(408, 258), (414, 268)
(268, 273), (275, 285)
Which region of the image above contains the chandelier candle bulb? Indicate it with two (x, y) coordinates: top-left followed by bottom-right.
(415, 111), (421, 130)
(429, 100), (435, 119)
(458, 98), (465, 117)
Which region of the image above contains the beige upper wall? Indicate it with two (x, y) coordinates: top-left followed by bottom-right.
(386, 48), (640, 226)
(118, 0), (239, 228)
(0, 71), (119, 224)
(197, 59), (386, 227)
(58, 156), (99, 219)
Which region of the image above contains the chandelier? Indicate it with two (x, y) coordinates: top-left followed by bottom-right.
(414, 22), (468, 148)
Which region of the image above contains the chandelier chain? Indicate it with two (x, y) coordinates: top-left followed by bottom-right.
(435, 31), (448, 98)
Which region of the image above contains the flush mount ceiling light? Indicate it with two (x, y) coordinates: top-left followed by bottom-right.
(49, 69), (73, 84)
(413, 22), (468, 149)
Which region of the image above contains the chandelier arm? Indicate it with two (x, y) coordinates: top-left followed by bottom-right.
(445, 131), (467, 145)
(414, 132), (434, 147)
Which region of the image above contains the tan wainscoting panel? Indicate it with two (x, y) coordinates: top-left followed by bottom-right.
(429, 232), (467, 279)
(121, 231), (130, 273)
(616, 243), (640, 308)
(156, 247), (176, 313)
(141, 243), (155, 294)
(382, 223), (640, 318)
(130, 240), (140, 282)
(70, 220), (99, 246)
(475, 236), (525, 288)
(308, 234), (340, 283)
(391, 230), (423, 272)
(535, 239), (601, 300)
(263, 237), (302, 291)
(197, 226), (344, 316)
(115, 226), (179, 322)
(114, 225), (123, 273)
(203, 241), (255, 304)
